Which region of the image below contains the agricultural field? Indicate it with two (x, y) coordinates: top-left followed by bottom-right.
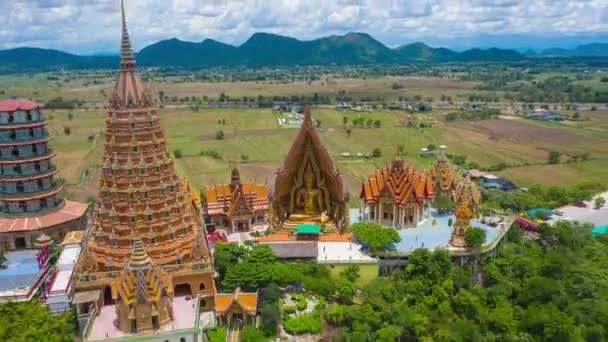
(0, 73), (489, 104)
(48, 105), (608, 204)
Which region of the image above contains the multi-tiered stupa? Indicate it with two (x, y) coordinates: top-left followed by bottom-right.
(75, 1), (215, 300)
(0, 98), (87, 250)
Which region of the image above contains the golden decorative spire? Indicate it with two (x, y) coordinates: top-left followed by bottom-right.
(128, 236), (152, 270)
(120, 0), (136, 71)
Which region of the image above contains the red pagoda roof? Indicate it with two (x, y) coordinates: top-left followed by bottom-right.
(0, 99), (43, 112)
(361, 158), (434, 206)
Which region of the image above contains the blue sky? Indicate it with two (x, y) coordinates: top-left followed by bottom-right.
(0, 0), (606, 54)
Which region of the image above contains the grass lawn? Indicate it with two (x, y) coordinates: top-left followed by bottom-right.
(328, 263), (379, 288)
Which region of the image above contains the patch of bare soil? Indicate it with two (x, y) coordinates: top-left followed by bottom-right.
(469, 119), (591, 145)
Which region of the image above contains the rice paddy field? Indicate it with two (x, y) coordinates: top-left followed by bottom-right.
(46, 105), (608, 204)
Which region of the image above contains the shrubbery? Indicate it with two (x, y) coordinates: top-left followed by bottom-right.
(283, 311), (322, 335)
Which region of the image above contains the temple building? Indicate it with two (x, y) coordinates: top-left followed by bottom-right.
(428, 148), (461, 197)
(110, 236), (173, 334)
(204, 167), (268, 233)
(0, 98), (88, 250)
(214, 288), (258, 327)
(269, 105), (349, 234)
(74, 0), (215, 315)
(360, 158), (434, 228)
(450, 176), (482, 247)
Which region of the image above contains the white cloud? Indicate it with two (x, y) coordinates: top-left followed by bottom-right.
(0, 0), (605, 53)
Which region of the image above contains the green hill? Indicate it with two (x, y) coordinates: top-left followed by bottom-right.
(0, 32), (540, 70)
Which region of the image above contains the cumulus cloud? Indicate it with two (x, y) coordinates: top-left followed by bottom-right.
(0, 0), (605, 53)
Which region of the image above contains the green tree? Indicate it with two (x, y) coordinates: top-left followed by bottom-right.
(242, 326), (267, 342)
(594, 197), (606, 209)
(548, 151), (561, 164)
(215, 130), (225, 140)
(208, 327), (227, 342)
(335, 280), (357, 303)
(397, 144), (405, 155)
(350, 222), (400, 253)
(377, 325), (403, 342)
(173, 149), (183, 159)
(0, 301), (76, 341)
(342, 116), (348, 126)
(464, 227), (487, 247)
(372, 148), (382, 158)
(433, 194), (454, 215)
(341, 264), (360, 282)
(324, 304), (346, 325)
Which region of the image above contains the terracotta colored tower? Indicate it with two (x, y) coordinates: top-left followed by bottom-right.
(76, 1), (215, 297)
(0, 99), (87, 250)
(0, 99), (62, 214)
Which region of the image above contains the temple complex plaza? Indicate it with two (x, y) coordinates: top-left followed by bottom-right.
(0, 2), (517, 341)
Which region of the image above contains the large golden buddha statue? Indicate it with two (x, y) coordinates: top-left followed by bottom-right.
(269, 104), (349, 233)
(287, 163), (329, 224)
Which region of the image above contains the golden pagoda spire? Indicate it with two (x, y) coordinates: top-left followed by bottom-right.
(128, 235), (152, 270)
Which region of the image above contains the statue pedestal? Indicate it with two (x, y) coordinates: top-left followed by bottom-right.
(282, 219), (337, 233)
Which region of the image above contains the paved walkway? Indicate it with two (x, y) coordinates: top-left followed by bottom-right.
(317, 242), (375, 263)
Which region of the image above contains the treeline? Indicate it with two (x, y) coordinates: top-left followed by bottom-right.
(504, 76), (607, 103)
(445, 108), (501, 121)
(45, 97), (85, 109)
(326, 220), (608, 341)
(483, 182), (605, 213)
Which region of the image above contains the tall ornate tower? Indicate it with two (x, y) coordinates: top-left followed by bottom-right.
(0, 99), (62, 215)
(75, 1), (215, 298)
(0, 99), (87, 250)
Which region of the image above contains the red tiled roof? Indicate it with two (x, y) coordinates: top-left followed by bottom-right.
(206, 182), (268, 216)
(0, 99), (43, 112)
(0, 200), (88, 233)
(360, 158), (433, 206)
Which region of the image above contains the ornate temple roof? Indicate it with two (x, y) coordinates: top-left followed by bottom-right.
(83, 1), (211, 271)
(453, 175), (481, 207)
(361, 157), (434, 206)
(206, 168), (268, 216)
(429, 150), (461, 194)
(272, 105), (348, 203)
(111, 236), (173, 305)
(214, 288), (258, 316)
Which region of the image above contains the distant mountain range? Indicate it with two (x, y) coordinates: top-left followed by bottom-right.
(0, 32), (606, 70)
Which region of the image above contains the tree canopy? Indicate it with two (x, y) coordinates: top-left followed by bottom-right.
(0, 301), (75, 341)
(350, 222), (400, 253)
(327, 221), (608, 341)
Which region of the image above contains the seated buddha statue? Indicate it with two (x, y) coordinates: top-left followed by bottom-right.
(287, 168), (326, 223)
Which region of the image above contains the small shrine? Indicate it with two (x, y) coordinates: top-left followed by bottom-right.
(360, 157), (434, 228)
(111, 236), (174, 333)
(205, 167), (269, 233)
(214, 288), (258, 327)
(269, 105), (349, 234)
(449, 176), (482, 247)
